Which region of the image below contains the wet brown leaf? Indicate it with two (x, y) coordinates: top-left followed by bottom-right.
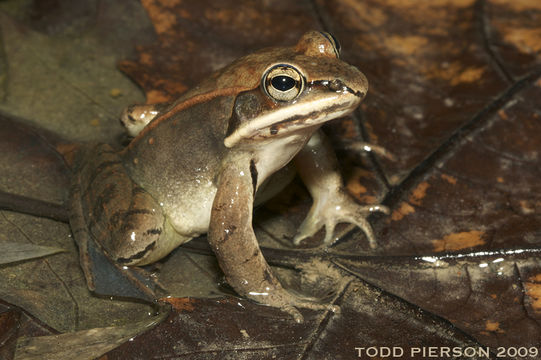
(119, 0), (321, 102)
(105, 281), (488, 360)
(0, 307), (21, 360)
(0, 300), (57, 360)
(0, 0), (539, 359)
(378, 82), (541, 253)
(487, 1), (541, 78)
(334, 251), (541, 350)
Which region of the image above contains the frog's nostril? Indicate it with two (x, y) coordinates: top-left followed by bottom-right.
(328, 79), (343, 92)
(330, 79), (354, 94)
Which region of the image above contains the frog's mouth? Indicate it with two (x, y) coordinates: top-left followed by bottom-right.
(224, 80), (364, 148)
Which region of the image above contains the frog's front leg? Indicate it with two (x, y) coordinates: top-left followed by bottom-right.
(293, 131), (389, 248)
(120, 102), (171, 137)
(208, 157), (336, 322)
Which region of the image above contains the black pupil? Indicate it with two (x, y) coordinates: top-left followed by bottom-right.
(271, 76), (296, 91)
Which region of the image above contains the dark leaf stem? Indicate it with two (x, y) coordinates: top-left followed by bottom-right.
(0, 190), (69, 223)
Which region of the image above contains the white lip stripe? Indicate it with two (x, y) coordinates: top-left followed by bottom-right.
(224, 93), (359, 147)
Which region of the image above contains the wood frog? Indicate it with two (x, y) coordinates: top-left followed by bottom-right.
(69, 31), (388, 322)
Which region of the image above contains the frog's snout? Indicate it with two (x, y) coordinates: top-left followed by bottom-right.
(326, 79), (363, 98)
(346, 68), (369, 99)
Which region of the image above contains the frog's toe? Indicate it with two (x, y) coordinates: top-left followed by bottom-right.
(251, 287), (339, 323)
(294, 196), (389, 247)
(293, 216), (324, 246)
(330, 204), (389, 248)
(270, 294), (339, 323)
(344, 140), (396, 161)
(342, 212), (377, 248)
(284, 302), (340, 323)
(281, 305), (305, 323)
(367, 204), (390, 215)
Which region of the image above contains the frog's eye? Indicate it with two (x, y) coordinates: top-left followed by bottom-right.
(263, 65), (304, 102)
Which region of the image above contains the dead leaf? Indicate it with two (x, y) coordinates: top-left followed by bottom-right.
(14, 310), (167, 360)
(0, 0), (539, 358)
(0, 241), (64, 265)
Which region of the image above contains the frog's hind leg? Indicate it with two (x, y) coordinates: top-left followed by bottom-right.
(69, 180), (97, 291)
(69, 144), (171, 302)
(70, 178), (158, 302)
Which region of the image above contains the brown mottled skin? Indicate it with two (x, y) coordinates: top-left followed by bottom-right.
(70, 31), (388, 322)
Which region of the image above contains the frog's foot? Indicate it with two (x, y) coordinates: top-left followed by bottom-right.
(293, 190), (389, 248)
(250, 288), (339, 323)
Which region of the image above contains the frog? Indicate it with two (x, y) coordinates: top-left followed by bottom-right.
(69, 31), (389, 322)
